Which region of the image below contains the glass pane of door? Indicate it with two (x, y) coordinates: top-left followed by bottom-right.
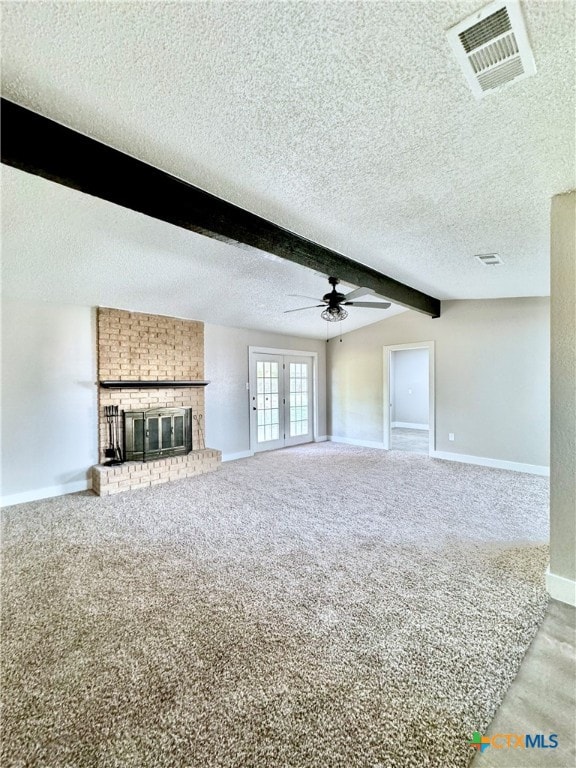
(289, 362), (309, 437)
(161, 416), (172, 449)
(148, 417), (159, 451)
(256, 360), (280, 443)
(134, 418), (144, 453)
(174, 415), (184, 446)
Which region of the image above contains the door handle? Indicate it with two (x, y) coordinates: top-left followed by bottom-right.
(252, 406), (257, 411)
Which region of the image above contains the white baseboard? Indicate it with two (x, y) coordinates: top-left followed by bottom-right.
(329, 436), (387, 450)
(1, 479), (92, 508)
(221, 450), (254, 462)
(546, 568), (576, 606)
(392, 422), (428, 430)
(315, 435), (328, 442)
(430, 450), (550, 476)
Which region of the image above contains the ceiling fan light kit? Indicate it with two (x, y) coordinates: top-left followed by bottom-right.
(321, 306), (349, 322)
(286, 276), (391, 323)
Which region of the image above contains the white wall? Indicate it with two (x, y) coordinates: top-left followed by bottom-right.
(328, 298), (549, 471)
(1, 301), (98, 505)
(548, 191), (576, 605)
(391, 348), (429, 427)
(204, 324), (327, 460)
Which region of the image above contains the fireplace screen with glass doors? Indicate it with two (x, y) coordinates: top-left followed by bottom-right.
(123, 407), (193, 461)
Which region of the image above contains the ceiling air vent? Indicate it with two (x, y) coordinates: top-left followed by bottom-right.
(447, 1), (536, 99)
(475, 253), (503, 265)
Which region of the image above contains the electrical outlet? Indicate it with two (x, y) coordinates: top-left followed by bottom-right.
(449, 433), (455, 441)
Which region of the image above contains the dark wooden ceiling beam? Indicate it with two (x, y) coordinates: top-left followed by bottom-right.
(1, 98), (440, 317)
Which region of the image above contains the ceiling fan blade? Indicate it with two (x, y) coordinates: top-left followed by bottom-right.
(342, 286), (375, 301)
(288, 294), (326, 302)
(344, 301), (391, 309)
(283, 305), (325, 313)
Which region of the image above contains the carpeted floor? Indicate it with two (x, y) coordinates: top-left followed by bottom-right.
(1, 443), (550, 767)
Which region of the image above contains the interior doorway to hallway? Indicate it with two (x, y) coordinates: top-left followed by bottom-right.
(383, 342), (435, 455)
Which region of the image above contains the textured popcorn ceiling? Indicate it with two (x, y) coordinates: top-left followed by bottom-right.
(1, 0), (574, 338)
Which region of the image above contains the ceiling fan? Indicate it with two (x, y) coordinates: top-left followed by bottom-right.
(285, 276), (391, 322)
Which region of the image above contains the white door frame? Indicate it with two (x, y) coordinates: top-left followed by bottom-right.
(248, 346), (319, 453)
(383, 341), (435, 453)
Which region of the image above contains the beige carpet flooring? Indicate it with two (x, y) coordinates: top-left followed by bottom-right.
(1, 443), (553, 767)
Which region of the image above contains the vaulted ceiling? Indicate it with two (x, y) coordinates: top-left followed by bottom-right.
(1, 0), (574, 339)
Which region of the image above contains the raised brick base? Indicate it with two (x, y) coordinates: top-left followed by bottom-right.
(91, 449), (221, 496)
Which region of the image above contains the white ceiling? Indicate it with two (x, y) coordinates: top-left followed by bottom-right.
(1, 0), (574, 339)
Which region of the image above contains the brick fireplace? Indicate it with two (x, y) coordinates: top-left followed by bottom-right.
(91, 308), (220, 495)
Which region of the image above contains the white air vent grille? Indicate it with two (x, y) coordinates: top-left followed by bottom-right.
(468, 32), (518, 74)
(477, 56), (524, 90)
(447, 1), (536, 99)
(475, 253), (503, 265)
(459, 7), (511, 52)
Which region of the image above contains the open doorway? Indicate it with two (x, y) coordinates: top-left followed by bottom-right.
(383, 342), (435, 455)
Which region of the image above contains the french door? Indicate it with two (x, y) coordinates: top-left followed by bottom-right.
(249, 353), (313, 452)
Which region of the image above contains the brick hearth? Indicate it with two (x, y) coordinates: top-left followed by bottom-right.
(92, 450), (221, 496)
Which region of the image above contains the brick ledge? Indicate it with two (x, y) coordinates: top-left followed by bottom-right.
(92, 449), (221, 496)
